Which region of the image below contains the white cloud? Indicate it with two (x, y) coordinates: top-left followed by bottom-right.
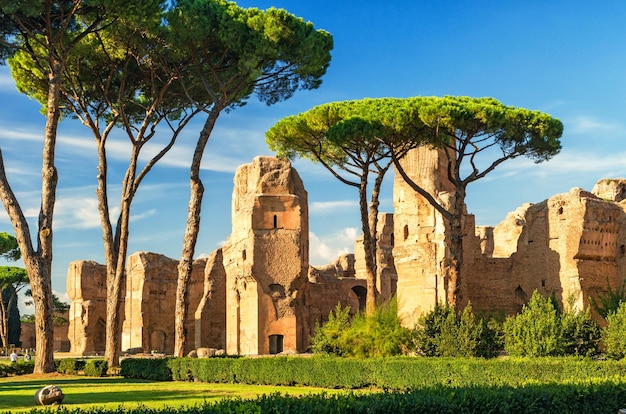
(565, 115), (623, 135)
(310, 200), (358, 215)
(309, 227), (358, 266)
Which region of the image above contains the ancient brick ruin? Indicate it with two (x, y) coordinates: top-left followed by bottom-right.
(67, 151), (626, 355)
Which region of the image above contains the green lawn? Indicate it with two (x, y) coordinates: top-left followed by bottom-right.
(0, 374), (346, 413)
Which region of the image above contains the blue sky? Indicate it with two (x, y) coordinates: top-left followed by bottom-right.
(2, 1), (626, 313)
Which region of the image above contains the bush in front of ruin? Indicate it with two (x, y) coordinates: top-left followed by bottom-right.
(310, 297), (410, 357)
(603, 301), (626, 359)
(504, 290), (601, 357)
(412, 302), (502, 358)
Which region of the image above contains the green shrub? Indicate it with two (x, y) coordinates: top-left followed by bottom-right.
(413, 302), (501, 357)
(412, 302), (453, 356)
(310, 303), (351, 356)
(57, 358), (86, 374)
(603, 301), (626, 359)
(311, 298), (410, 358)
(504, 290), (561, 356)
(560, 307), (601, 357)
(84, 359), (108, 377)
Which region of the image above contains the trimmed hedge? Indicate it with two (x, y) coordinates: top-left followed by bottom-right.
(121, 356), (626, 391)
(0, 360), (34, 377)
(84, 359), (108, 377)
(6, 381), (626, 413)
(57, 358), (86, 374)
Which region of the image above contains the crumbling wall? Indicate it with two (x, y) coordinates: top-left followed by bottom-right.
(67, 260), (107, 355)
(121, 252), (205, 355)
(354, 213), (397, 303)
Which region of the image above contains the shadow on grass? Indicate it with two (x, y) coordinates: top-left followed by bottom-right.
(0, 376), (286, 412)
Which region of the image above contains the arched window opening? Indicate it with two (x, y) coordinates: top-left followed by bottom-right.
(352, 286), (367, 312)
(403, 225), (409, 241)
(273, 214), (278, 229)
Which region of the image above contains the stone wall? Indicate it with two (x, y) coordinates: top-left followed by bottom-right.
(63, 151), (626, 357)
(121, 252), (206, 355)
(67, 260), (107, 355)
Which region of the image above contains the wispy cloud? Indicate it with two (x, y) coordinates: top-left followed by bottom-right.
(310, 200), (358, 214)
(309, 227), (358, 266)
(565, 115), (624, 135)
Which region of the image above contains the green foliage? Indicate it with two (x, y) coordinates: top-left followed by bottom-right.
(0, 360), (34, 377)
(560, 307), (601, 357)
(504, 290), (562, 357)
(590, 278), (626, 320)
(84, 359), (108, 377)
(0, 232), (19, 261)
(504, 290), (601, 357)
(2, 285), (20, 346)
(412, 302), (454, 356)
(311, 299), (411, 357)
(603, 301), (626, 359)
(120, 357), (173, 381)
(310, 303), (352, 356)
(56, 358), (86, 374)
(413, 302), (502, 358)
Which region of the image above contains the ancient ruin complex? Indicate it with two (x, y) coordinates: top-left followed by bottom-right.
(67, 150), (626, 355)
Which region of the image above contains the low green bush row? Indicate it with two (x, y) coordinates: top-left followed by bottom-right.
(55, 358), (108, 377)
(121, 356), (626, 390)
(0, 360), (33, 377)
(12, 381), (626, 413)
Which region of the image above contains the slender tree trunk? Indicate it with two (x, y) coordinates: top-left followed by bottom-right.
(0, 291), (7, 347)
(446, 187), (466, 310)
(0, 56), (62, 373)
(174, 109), (220, 357)
(358, 172), (378, 315)
(104, 148), (138, 367)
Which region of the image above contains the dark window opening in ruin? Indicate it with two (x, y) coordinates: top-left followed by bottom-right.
(528, 240), (534, 244)
(558, 206), (563, 215)
(621, 245), (625, 257)
(541, 279), (546, 288)
(273, 214), (278, 229)
(269, 334), (284, 354)
(242, 250), (247, 261)
(390, 232), (395, 247)
(514, 285), (527, 301)
(352, 286), (367, 312)
(403, 225), (409, 241)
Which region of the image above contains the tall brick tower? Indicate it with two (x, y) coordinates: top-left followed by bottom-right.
(223, 156), (309, 355)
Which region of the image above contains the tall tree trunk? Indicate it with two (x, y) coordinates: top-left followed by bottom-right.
(0, 290), (7, 347)
(358, 173), (378, 315)
(104, 148), (138, 367)
(174, 109), (220, 357)
(446, 187), (466, 310)
(0, 57), (62, 373)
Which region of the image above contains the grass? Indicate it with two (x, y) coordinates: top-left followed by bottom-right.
(0, 374), (348, 413)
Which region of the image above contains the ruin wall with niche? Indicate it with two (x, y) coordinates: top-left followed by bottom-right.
(223, 156), (310, 355)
